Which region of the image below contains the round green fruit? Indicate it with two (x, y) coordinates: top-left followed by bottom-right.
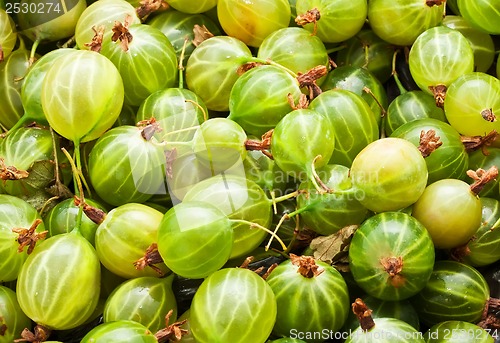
(350, 138), (428, 213)
(349, 212), (435, 301)
(190, 268), (277, 343)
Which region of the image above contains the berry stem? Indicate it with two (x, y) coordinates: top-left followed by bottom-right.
(29, 38), (40, 66)
(391, 50), (407, 95)
(61, 145), (85, 235)
(272, 190), (300, 204)
(177, 37), (189, 89)
(246, 57), (299, 78)
(232, 219), (288, 251)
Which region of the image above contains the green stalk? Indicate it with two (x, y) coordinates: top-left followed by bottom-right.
(231, 219), (288, 251)
(491, 216), (500, 230)
(392, 50), (407, 95)
(29, 38), (41, 66)
(265, 206), (308, 251)
(326, 44), (346, 55)
(270, 190), (300, 215)
(272, 190), (300, 203)
(3, 116), (30, 136)
(177, 38), (189, 89)
(265, 186), (360, 250)
(61, 141), (84, 235)
(246, 56), (299, 78)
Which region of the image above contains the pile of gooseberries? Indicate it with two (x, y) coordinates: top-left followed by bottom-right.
(2, 0), (500, 342)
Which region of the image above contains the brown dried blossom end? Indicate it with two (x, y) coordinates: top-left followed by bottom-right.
(467, 166), (499, 195)
(261, 263), (278, 280)
(12, 219), (46, 255)
(136, 117), (157, 128)
(83, 205), (106, 225)
(352, 298), (376, 332)
(429, 84), (447, 109)
(84, 25), (105, 52)
(297, 65), (328, 88)
(288, 93), (309, 110)
(138, 118), (162, 141)
(238, 256), (278, 279)
(461, 130), (499, 155)
(0, 320), (6, 336)
(290, 253), (324, 278)
(244, 129), (273, 159)
(478, 314), (500, 331)
(426, 0), (445, 6)
(478, 298), (500, 331)
(154, 309), (188, 343)
(380, 256), (406, 288)
(237, 62), (264, 75)
(112, 15), (134, 52)
(0, 158), (29, 181)
(136, 0), (169, 21)
(297, 65), (327, 99)
(450, 243), (472, 262)
(481, 108), (497, 123)
(418, 129), (442, 157)
(14, 325), (51, 343)
(192, 24), (215, 47)
(73, 196), (107, 224)
(0, 45), (4, 63)
(295, 8), (321, 36)
(239, 256), (254, 269)
(134, 243), (165, 276)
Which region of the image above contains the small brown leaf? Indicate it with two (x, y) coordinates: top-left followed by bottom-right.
(310, 225), (358, 265)
(192, 24), (215, 47)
